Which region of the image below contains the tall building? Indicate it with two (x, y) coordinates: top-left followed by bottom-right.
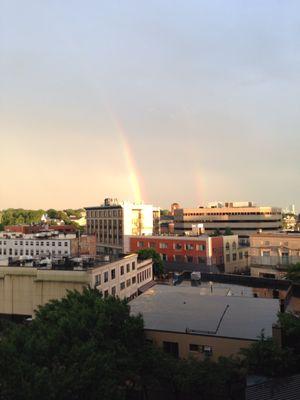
(85, 198), (160, 255)
(174, 202), (282, 243)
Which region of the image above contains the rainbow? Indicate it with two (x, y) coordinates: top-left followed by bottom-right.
(109, 115), (143, 204)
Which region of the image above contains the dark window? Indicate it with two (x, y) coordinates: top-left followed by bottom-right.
(126, 263), (130, 273)
(163, 341), (179, 358)
(120, 282), (125, 290)
(111, 286), (116, 296)
(104, 271), (108, 283)
(121, 266), (124, 275)
(111, 269), (115, 280)
(189, 344), (200, 352)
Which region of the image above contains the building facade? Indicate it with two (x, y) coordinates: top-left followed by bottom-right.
(174, 202), (282, 242)
(250, 232), (300, 279)
(0, 231), (96, 261)
(223, 235), (250, 274)
(85, 198), (160, 255)
(128, 234), (224, 267)
(0, 254), (153, 317)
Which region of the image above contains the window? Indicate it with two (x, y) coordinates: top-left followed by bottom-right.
(203, 345), (212, 356)
(226, 254), (230, 262)
(198, 257), (206, 264)
(111, 286), (116, 296)
(163, 341), (179, 358)
(126, 279), (131, 287)
(41, 241), (44, 246)
(198, 244), (206, 251)
(58, 242), (62, 246)
(189, 344), (200, 352)
(232, 242), (237, 250)
(185, 244), (194, 251)
(52, 242), (55, 246)
(162, 254), (168, 261)
(232, 253), (237, 261)
(187, 255), (193, 263)
(239, 252), (243, 260)
(95, 274), (101, 285)
(137, 241), (144, 248)
(126, 263), (130, 273)
(9, 249), (13, 255)
(120, 282), (125, 290)
(174, 243), (182, 250)
(132, 276), (136, 284)
(132, 262), (135, 270)
(121, 265), (124, 275)
(14, 249), (18, 255)
(64, 242), (68, 247)
(104, 290), (109, 298)
(111, 269), (115, 280)
(159, 242), (168, 249)
(225, 242), (230, 251)
(149, 242), (156, 249)
(104, 271), (108, 283)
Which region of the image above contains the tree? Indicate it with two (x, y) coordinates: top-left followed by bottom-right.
(138, 248), (164, 277)
(286, 263), (300, 283)
(224, 227), (233, 236)
(239, 331), (295, 377)
(0, 288), (147, 400)
(279, 312), (300, 357)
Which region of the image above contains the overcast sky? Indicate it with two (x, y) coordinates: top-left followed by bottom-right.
(1, 0), (299, 210)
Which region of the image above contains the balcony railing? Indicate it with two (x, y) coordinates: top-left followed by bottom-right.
(250, 255), (300, 268)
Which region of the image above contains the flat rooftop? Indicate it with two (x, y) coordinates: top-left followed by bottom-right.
(130, 284), (279, 340)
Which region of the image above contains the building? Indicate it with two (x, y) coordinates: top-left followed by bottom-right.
(171, 202), (180, 216)
(85, 198), (160, 255)
(223, 235), (250, 274)
(0, 253), (153, 318)
(4, 224), (77, 234)
(0, 231), (96, 261)
(130, 284), (280, 360)
(128, 234), (224, 267)
(174, 202), (282, 243)
(250, 231), (300, 279)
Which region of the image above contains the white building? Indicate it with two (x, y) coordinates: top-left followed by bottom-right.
(0, 231), (96, 261)
(86, 198), (160, 255)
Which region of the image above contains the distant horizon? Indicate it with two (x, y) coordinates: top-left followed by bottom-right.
(0, 197), (296, 213)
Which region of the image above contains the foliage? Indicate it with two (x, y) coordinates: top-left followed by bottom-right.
(278, 312), (300, 356)
(0, 288), (146, 400)
(0, 289), (245, 400)
(0, 209), (46, 226)
(138, 248), (164, 276)
(286, 263), (300, 283)
(239, 331), (295, 377)
(160, 209), (171, 216)
(210, 228), (221, 237)
(223, 227), (233, 236)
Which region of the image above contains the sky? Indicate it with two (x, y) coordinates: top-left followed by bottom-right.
(0, 0), (299, 211)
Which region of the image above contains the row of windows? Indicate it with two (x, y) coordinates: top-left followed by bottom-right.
(0, 240), (68, 247)
(0, 248), (68, 256)
(162, 341), (212, 358)
(94, 262), (136, 285)
(88, 210), (122, 218)
(182, 212), (280, 217)
(225, 251), (248, 262)
(137, 241), (206, 251)
(137, 268), (151, 284)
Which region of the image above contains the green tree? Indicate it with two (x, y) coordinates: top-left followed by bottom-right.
(239, 331), (295, 377)
(138, 248), (164, 277)
(279, 311), (300, 357)
(0, 288), (148, 400)
(224, 227), (233, 236)
(286, 263), (300, 283)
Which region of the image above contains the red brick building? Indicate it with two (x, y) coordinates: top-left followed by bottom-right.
(129, 235), (224, 267)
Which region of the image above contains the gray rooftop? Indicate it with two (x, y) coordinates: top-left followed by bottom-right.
(130, 285), (279, 340)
